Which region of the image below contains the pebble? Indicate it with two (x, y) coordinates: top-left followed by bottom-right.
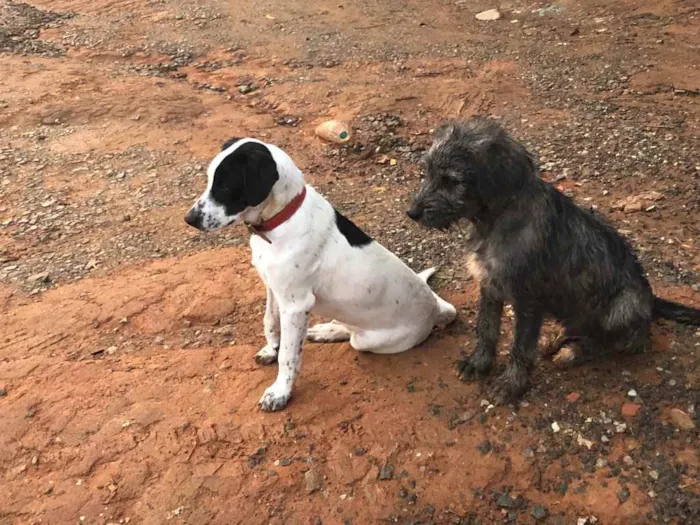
(617, 486), (631, 504)
(669, 408), (695, 430)
(551, 421), (561, 433)
(595, 458), (608, 469)
(531, 505), (549, 521)
(621, 403), (641, 418)
(496, 493), (516, 509)
(477, 440), (492, 455)
(627, 389), (637, 397)
(379, 463), (394, 480)
(28, 271), (50, 283)
(475, 9), (501, 21)
(305, 469), (323, 494)
(566, 392), (581, 403)
(649, 470), (659, 481)
(0, 385), (7, 397)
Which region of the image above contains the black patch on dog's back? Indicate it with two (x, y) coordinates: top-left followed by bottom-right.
(334, 209), (372, 247)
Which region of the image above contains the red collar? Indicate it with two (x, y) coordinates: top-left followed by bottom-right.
(246, 186), (307, 243)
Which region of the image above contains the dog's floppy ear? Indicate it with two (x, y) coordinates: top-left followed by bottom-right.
(475, 135), (535, 207)
(239, 143), (279, 206)
(221, 137), (243, 151)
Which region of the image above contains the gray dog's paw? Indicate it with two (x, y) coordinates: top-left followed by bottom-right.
(490, 367), (530, 406)
(455, 354), (493, 381)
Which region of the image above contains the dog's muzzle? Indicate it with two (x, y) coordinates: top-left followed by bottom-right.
(406, 202), (424, 222)
(184, 208), (204, 230)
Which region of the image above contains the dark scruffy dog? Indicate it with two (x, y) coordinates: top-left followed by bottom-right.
(407, 117), (700, 404)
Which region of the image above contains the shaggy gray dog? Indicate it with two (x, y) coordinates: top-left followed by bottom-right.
(408, 117), (700, 403)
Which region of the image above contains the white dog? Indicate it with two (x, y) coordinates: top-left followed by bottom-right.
(185, 138), (457, 411)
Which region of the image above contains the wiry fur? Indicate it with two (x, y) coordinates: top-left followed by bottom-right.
(407, 117), (700, 404)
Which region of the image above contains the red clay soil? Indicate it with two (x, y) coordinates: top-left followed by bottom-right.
(1, 1), (698, 524)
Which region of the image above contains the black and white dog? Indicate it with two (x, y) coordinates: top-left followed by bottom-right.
(408, 117), (700, 404)
(185, 138), (457, 411)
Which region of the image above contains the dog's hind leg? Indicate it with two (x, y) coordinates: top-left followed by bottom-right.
(349, 326), (428, 355)
(457, 289), (503, 380)
(307, 320), (352, 343)
(491, 304), (543, 404)
(550, 291), (652, 366)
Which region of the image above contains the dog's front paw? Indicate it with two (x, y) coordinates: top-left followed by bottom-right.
(259, 384), (291, 412)
(490, 366), (530, 405)
(455, 354), (493, 382)
(254, 344), (279, 366)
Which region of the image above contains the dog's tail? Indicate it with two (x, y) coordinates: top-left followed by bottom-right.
(418, 267), (437, 282)
(419, 267), (458, 325)
(653, 296), (700, 326)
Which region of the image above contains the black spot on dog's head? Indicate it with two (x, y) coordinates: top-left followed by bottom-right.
(334, 209), (373, 247)
(408, 117), (536, 229)
(210, 141), (280, 215)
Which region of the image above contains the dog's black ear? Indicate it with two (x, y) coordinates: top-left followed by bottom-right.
(475, 135), (535, 207)
(239, 143), (279, 206)
(221, 137), (243, 151)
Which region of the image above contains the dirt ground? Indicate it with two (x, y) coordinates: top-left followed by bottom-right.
(1, 0), (699, 524)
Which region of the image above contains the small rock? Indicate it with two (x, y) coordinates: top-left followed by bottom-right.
(649, 470), (659, 481)
(614, 422), (627, 433)
(551, 421), (561, 433)
(28, 271), (50, 283)
(305, 469), (323, 494)
(279, 458), (292, 467)
(595, 458), (608, 469)
(617, 486), (631, 504)
(614, 191), (664, 213)
(669, 408), (695, 430)
(0, 385), (7, 397)
(477, 440), (492, 455)
(106, 346), (118, 355)
(622, 455), (634, 467)
(475, 9), (501, 21)
(522, 447), (535, 459)
(566, 392), (581, 403)
(214, 324), (235, 336)
(621, 403), (641, 418)
(627, 389), (637, 397)
(379, 463), (394, 480)
(531, 505), (549, 521)
(458, 410), (475, 423)
(496, 493), (516, 509)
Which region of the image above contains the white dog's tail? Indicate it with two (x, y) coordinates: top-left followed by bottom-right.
(418, 267), (437, 282)
(418, 267), (457, 325)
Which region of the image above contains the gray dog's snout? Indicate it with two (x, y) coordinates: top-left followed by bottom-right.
(184, 208), (203, 230)
(407, 204), (424, 221)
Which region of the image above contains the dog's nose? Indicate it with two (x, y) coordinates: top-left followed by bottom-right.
(184, 209), (203, 230)
(407, 205), (423, 221)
